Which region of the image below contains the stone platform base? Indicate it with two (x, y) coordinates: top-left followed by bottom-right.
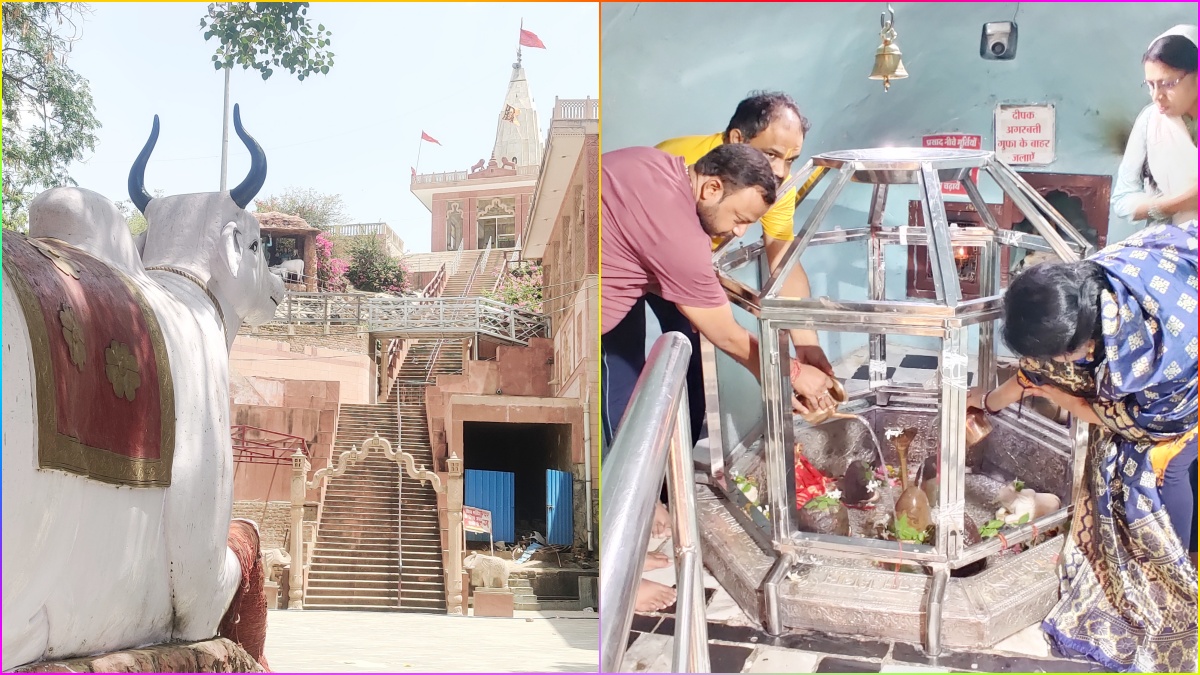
(696, 486), (1063, 651)
(473, 589), (515, 617)
(14, 638), (263, 673)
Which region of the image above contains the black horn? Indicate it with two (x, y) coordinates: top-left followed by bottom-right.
(228, 104), (267, 209)
(127, 115), (160, 214)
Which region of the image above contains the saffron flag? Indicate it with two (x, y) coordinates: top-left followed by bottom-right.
(502, 105), (520, 124)
(519, 28), (546, 49)
(420, 131), (441, 145)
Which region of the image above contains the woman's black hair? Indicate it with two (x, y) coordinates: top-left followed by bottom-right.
(1002, 261), (1111, 359)
(1143, 34), (1198, 73)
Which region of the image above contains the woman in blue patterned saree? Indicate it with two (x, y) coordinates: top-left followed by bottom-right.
(967, 220), (1198, 672)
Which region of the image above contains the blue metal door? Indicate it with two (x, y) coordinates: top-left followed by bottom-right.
(546, 469), (574, 546)
(464, 469), (514, 543)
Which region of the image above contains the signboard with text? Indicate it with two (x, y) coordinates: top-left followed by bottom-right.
(994, 104), (1056, 165)
(463, 506), (492, 535)
(922, 134), (982, 195)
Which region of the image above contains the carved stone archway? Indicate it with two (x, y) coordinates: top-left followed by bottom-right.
(288, 433), (465, 613)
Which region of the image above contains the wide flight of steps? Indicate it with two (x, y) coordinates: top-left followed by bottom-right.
(304, 404), (403, 611)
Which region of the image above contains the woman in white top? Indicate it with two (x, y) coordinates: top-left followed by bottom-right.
(1111, 25), (1197, 226)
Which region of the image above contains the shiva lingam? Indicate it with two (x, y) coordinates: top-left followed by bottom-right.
(887, 427), (932, 535)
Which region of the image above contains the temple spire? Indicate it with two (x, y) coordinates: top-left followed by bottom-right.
(490, 38), (543, 169)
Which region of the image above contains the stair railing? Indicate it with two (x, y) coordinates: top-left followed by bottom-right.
(462, 237), (492, 299)
(396, 413), (405, 607)
(601, 332), (710, 672)
(448, 241), (465, 277)
(422, 263), (448, 298)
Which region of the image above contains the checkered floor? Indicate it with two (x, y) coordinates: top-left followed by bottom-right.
(836, 346), (979, 391)
(622, 345), (1105, 673)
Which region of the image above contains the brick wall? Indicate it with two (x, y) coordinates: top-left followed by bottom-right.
(232, 500), (292, 551)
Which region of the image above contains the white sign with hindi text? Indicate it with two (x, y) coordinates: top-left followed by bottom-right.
(463, 506), (492, 535)
(994, 104), (1056, 165)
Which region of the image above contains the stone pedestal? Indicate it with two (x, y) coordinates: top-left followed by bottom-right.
(473, 588), (515, 617)
(13, 638), (261, 673)
(264, 581), (280, 610)
(579, 575), (599, 611)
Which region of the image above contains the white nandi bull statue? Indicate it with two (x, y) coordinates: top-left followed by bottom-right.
(2, 105), (285, 670)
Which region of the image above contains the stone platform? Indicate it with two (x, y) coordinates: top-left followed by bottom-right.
(14, 638), (262, 673)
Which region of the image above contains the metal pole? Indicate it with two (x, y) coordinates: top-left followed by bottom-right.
(760, 551), (794, 636)
(219, 64), (231, 191)
(666, 387), (710, 674)
(600, 333), (693, 673)
(926, 566), (950, 655)
(867, 184), (890, 404)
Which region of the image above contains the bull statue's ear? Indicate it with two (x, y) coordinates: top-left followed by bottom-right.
(220, 221), (243, 278)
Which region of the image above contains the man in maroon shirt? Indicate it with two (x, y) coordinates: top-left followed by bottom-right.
(601, 143), (833, 449)
(602, 142), (836, 613)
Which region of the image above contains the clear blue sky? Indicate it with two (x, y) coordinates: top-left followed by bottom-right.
(65, 2), (598, 253)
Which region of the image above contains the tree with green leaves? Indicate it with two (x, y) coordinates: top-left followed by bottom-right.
(2, 2), (101, 231)
(347, 235), (409, 295)
(254, 187), (347, 231)
(488, 262), (544, 311)
(200, 2), (334, 189)
(115, 189), (166, 235)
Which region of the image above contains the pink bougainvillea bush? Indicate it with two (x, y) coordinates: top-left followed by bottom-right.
(488, 261), (543, 311)
(314, 233), (349, 292)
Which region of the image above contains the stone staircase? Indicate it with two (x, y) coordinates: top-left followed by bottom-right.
(388, 340), (462, 402)
(396, 399), (446, 612)
(305, 385), (451, 612)
(305, 246), (509, 613)
(304, 403), (402, 611)
(440, 249), (492, 298)
(508, 571), (583, 611)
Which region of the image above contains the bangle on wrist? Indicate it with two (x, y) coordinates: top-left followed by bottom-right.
(983, 390), (1001, 414)
(1147, 203), (1168, 222)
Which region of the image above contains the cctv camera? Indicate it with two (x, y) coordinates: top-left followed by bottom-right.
(980, 21), (1018, 61)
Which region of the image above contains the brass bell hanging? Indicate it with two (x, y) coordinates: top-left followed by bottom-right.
(869, 5), (908, 92)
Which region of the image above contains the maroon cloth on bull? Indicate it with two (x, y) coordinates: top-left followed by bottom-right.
(2, 233), (174, 487)
(219, 520), (270, 671)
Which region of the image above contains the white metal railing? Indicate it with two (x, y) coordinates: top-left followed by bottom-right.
(412, 165), (539, 185)
(411, 170), (469, 184)
(326, 222), (405, 257)
(264, 293), (548, 345)
(552, 97), (599, 121)
(601, 332), (710, 673)
(463, 237), (492, 298)
(448, 241), (465, 277)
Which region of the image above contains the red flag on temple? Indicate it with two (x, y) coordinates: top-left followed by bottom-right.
(411, 167), (417, 177)
(420, 131), (441, 145)
(519, 28), (546, 49)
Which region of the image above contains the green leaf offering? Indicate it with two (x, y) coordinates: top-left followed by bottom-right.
(891, 513), (927, 543)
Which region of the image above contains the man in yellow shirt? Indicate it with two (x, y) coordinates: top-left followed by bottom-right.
(655, 92), (831, 434)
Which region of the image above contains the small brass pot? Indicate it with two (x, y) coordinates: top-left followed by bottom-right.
(964, 409), (994, 447)
(799, 379), (849, 425)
